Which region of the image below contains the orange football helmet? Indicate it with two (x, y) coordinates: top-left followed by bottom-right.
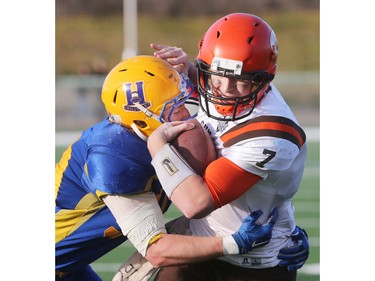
(196, 13), (278, 121)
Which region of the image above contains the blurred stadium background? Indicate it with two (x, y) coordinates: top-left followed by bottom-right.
(56, 0), (319, 131)
(55, 1), (320, 280)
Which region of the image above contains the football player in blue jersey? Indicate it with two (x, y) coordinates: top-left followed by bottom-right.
(55, 55), (280, 281)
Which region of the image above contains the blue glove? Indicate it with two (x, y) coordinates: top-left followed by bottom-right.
(232, 208), (278, 254)
(278, 226), (309, 271)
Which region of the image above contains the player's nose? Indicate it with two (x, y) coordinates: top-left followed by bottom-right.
(219, 78), (237, 97)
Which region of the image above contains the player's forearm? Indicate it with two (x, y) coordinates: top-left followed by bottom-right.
(148, 122), (216, 218)
(145, 234), (223, 267)
(171, 175), (215, 219)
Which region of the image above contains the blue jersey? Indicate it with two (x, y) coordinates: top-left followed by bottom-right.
(55, 118), (170, 272)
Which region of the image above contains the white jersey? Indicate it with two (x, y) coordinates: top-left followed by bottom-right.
(190, 84), (307, 268)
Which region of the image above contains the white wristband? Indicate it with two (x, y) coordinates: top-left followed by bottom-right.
(151, 144), (196, 198)
(222, 235), (239, 255)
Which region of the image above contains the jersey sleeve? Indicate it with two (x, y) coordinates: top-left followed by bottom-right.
(220, 115), (306, 179)
(204, 157), (262, 208)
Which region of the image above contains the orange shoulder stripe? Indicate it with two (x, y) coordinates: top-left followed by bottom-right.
(221, 116), (306, 148)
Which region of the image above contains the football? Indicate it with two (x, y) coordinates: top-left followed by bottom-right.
(171, 118), (216, 176)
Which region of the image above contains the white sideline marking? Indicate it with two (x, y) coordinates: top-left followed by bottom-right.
(91, 262), (121, 272)
(299, 263), (320, 275)
(305, 127), (319, 142)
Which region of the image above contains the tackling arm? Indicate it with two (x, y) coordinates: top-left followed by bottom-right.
(111, 207), (278, 281)
(145, 203), (278, 267)
(103, 192), (224, 265)
(105, 192), (276, 267)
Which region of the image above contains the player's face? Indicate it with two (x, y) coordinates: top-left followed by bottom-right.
(162, 104), (191, 121)
(210, 74), (256, 98)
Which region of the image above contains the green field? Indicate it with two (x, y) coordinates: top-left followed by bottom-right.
(55, 140), (319, 281)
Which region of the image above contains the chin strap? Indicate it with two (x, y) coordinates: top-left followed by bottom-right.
(133, 102), (161, 121)
(130, 123), (148, 142)
(130, 102), (163, 142)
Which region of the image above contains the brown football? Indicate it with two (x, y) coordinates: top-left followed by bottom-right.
(171, 118), (216, 176)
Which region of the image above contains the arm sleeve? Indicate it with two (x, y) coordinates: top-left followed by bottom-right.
(103, 192), (166, 257)
(204, 157), (261, 209)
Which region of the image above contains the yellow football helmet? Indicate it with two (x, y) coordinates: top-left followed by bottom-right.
(101, 55), (194, 139)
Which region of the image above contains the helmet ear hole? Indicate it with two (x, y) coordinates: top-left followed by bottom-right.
(134, 120), (147, 128)
(130, 122), (148, 141)
(198, 37), (204, 49)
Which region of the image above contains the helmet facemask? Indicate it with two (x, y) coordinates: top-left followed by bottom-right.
(195, 13), (278, 121)
(160, 73), (197, 122)
(196, 58), (273, 121)
(131, 73), (195, 124)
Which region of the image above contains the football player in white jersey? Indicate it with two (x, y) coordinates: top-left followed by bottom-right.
(146, 13), (309, 281)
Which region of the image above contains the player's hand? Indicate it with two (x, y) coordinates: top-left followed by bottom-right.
(278, 226), (309, 271)
(150, 43), (192, 75)
(147, 121), (195, 157)
(232, 208), (278, 254)
(112, 251), (157, 281)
